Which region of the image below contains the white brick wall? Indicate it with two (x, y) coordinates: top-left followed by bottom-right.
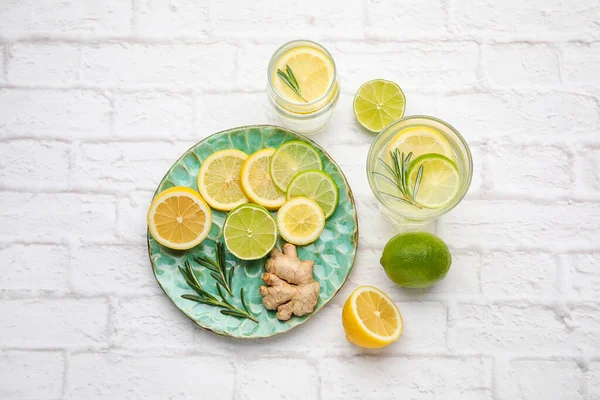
(0, 0), (599, 398)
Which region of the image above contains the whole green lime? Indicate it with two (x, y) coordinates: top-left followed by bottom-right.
(380, 232), (452, 288)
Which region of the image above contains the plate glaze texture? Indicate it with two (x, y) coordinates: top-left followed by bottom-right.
(148, 126), (358, 338)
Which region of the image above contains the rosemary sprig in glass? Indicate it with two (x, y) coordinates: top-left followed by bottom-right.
(372, 149), (424, 209)
(192, 242), (233, 296)
(276, 64), (308, 103)
(178, 260), (258, 323)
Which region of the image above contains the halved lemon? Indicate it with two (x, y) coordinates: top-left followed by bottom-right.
(223, 203), (277, 260)
(276, 197), (325, 246)
(240, 148), (286, 210)
(386, 125), (454, 162)
(407, 154), (460, 209)
(270, 140), (322, 192)
(353, 79), (406, 133)
(197, 149), (248, 211)
(342, 285), (403, 348)
(272, 45), (334, 103)
(147, 186), (212, 250)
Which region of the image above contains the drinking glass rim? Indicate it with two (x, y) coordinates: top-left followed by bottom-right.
(366, 115), (474, 221)
(267, 39), (338, 107)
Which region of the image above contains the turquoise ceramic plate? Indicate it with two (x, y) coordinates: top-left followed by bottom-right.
(147, 125), (358, 338)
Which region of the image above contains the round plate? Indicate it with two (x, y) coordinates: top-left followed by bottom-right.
(147, 125), (358, 338)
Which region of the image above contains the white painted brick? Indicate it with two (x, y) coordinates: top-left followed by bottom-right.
(0, 244), (68, 291)
(0, 89), (111, 139)
(326, 143), (371, 167)
(469, 144), (484, 191)
(114, 91), (194, 139)
(0, 0), (34, 33)
(117, 191), (153, 244)
(438, 200), (600, 249)
(393, 302), (447, 352)
(137, 0), (210, 37)
(564, 253), (600, 300)
(569, 303), (600, 349)
(487, 142), (573, 193)
(67, 353), (234, 400)
(589, 361), (600, 399)
(212, 0), (363, 38)
(481, 252), (558, 296)
(0, 44), (4, 83)
(0, 193), (117, 241)
(0, 298), (108, 348)
(70, 244), (160, 295)
(239, 359), (319, 400)
(366, 0), (446, 35)
(71, 142), (187, 191)
(503, 360), (584, 400)
(0, 140), (69, 189)
(235, 42), (278, 91)
(111, 295), (196, 348)
(580, 148), (600, 191)
(563, 42), (600, 83)
(82, 43), (236, 88)
(8, 43), (80, 85)
(453, 0), (600, 34)
(321, 356), (492, 400)
(0, 350), (64, 399)
(335, 41), (479, 90)
(482, 43), (559, 85)
(433, 92), (599, 140)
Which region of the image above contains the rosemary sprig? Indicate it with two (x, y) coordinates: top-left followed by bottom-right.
(372, 149), (424, 209)
(276, 64), (308, 103)
(178, 260), (258, 323)
(192, 242), (233, 296)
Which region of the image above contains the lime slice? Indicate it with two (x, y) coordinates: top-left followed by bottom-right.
(353, 79), (406, 133)
(286, 170), (338, 219)
(223, 203), (278, 260)
(386, 125), (454, 162)
(197, 149), (248, 211)
(270, 141), (323, 192)
(407, 154), (460, 209)
(277, 197), (325, 246)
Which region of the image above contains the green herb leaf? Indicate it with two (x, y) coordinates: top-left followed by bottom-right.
(276, 65), (308, 103)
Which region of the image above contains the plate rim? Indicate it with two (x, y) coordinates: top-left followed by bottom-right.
(147, 124), (359, 339)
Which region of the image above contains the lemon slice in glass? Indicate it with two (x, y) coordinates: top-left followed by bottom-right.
(223, 203), (277, 260)
(197, 149), (248, 211)
(240, 148), (286, 210)
(407, 154), (460, 209)
(353, 79), (406, 133)
(147, 186), (212, 250)
(270, 141), (323, 192)
(286, 170), (338, 219)
(276, 197), (325, 246)
(386, 125), (454, 162)
(342, 285), (403, 348)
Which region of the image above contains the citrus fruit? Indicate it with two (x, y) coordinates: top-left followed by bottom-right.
(353, 79), (406, 133)
(197, 149), (248, 211)
(380, 232), (452, 288)
(286, 170), (338, 219)
(407, 154), (460, 209)
(147, 186), (212, 250)
(223, 203), (278, 260)
(276, 197), (325, 246)
(240, 148), (286, 210)
(272, 45), (335, 103)
(385, 125), (454, 162)
(342, 285), (403, 348)
(270, 140), (323, 192)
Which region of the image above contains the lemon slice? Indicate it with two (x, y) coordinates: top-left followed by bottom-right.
(223, 203), (277, 260)
(286, 170), (338, 219)
(270, 140), (323, 192)
(240, 148), (286, 210)
(353, 79), (406, 133)
(272, 45), (334, 103)
(276, 197), (325, 246)
(197, 149), (248, 211)
(342, 285), (403, 348)
(407, 154), (460, 208)
(386, 125), (454, 162)
(147, 186), (212, 250)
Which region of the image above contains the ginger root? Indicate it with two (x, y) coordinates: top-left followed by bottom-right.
(259, 243), (320, 321)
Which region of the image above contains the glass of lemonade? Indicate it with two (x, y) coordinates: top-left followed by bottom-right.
(267, 40), (340, 135)
(366, 115), (473, 225)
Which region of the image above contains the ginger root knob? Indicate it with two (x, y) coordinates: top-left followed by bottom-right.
(259, 243), (320, 321)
